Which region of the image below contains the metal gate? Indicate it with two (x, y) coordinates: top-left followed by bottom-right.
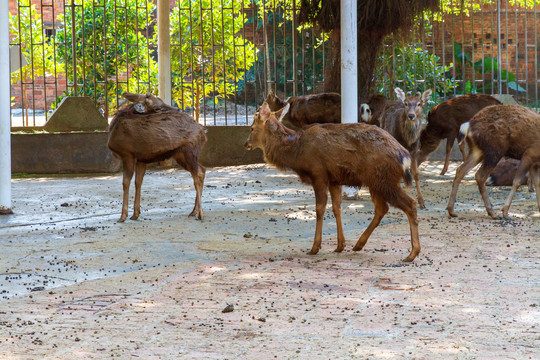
(8, 0), (540, 128)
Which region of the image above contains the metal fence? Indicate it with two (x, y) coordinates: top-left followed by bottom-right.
(8, 0), (540, 128)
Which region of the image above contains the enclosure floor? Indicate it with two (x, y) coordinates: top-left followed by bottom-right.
(1, 161), (539, 359)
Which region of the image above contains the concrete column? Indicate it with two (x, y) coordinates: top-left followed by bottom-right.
(157, 0), (172, 105)
(340, 0), (358, 199)
(340, 0), (357, 124)
(0, 0), (12, 214)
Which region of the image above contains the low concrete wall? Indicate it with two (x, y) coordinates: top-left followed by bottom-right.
(11, 126), (460, 174)
(11, 126), (264, 174)
(12, 132), (121, 174)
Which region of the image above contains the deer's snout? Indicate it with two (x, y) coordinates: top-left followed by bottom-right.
(244, 140), (253, 150)
(408, 113), (416, 120)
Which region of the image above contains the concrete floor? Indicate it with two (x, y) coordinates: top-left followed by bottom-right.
(1, 161), (539, 359)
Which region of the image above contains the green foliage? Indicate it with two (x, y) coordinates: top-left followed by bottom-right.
(170, 0), (256, 119)
(376, 41), (454, 103)
(9, 4), (59, 83)
(453, 41), (526, 94)
(54, 0), (157, 113)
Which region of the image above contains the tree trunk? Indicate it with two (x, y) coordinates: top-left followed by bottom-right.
(323, 28), (385, 103)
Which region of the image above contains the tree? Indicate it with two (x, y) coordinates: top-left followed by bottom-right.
(169, 0), (256, 122)
(55, 0), (157, 115)
(298, 0), (439, 101)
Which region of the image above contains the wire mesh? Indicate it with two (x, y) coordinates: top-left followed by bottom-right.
(8, 0), (540, 129)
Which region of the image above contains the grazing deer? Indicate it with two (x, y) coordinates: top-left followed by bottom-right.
(264, 90), (341, 129)
(108, 93), (207, 222)
(381, 88), (432, 208)
(244, 102), (421, 262)
(447, 104), (540, 219)
(417, 94), (502, 175)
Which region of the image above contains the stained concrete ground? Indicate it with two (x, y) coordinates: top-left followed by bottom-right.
(1, 161), (539, 359)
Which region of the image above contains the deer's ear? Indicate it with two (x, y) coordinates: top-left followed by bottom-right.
(123, 92), (145, 103)
(259, 102), (272, 119)
(395, 87), (406, 102)
(421, 89), (433, 103)
(274, 103), (290, 122)
(265, 118), (279, 131)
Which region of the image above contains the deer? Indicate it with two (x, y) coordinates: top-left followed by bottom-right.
(108, 92), (207, 222)
(381, 87), (432, 209)
(264, 90), (341, 129)
(486, 157), (532, 190)
(244, 101), (421, 262)
(417, 94), (502, 175)
(360, 94), (388, 126)
(447, 104), (540, 219)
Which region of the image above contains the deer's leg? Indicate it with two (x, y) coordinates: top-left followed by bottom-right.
(411, 154), (425, 209)
(458, 138), (467, 161)
(119, 157), (136, 223)
(530, 164), (540, 212)
(474, 161), (499, 219)
(447, 148), (483, 217)
(329, 184), (345, 253)
(440, 137), (454, 176)
(388, 187), (420, 262)
(352, 191), (389, 253)
(309, 182), (328, 255)
(502, 152), (540, 218)
(131, 161), (147, 220)
(175, 151), (206, 220)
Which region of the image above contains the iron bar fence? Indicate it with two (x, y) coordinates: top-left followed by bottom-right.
(8, 0), (540, 128)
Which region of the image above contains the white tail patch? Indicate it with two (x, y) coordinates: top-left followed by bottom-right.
(458, 122), (470, 144)
(402, 155), (411, 173)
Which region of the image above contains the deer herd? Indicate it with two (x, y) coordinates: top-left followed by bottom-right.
(108, 89), (540, 262)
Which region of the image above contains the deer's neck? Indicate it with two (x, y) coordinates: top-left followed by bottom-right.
(262, 122), (301, 171)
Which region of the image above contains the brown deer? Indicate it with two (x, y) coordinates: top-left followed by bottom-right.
(244, 102), (421, 262)
(108, 93), (207, 222)
(486, 157), (533, 190)
(417, 94), (502, 175)
(447, 104), (540, 219)
(360, 94), (388, 126)
(381, 87), (432, 209)
(264, 90), (341, 129)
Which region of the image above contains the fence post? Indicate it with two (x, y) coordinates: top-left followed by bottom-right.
(158, 0), (172, 105)
(340, 0), (357, 124)
(0, 0), (12, 214)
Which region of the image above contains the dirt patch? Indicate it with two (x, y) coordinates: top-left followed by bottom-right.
(1, 161), (539, 358)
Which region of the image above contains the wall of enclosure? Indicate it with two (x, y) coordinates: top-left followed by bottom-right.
(8, 0), (540, 128)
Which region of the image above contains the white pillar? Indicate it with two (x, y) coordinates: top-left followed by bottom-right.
(157, 0), (172, 105)
(0, 0), (12, 214)
(340, 0), (357, 124)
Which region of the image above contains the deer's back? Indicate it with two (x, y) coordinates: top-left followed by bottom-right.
(286, 93), (341, 127)
(295, 123), (408, 187)
(426, 94), (501, 136)
(470, 105), (540, 158)
(108, 111), (206, 162)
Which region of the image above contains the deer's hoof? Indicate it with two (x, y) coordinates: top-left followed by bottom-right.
(334, 247), (344, 253)
(130, 215), (139, 220)
(117, 218), (126, 223)
(402, 256), (415, 263)
(447, 208), (457, 218)
(307, 249), (319, 255)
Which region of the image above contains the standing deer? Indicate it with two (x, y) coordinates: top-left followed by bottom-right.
(447, 104), (540, 219)
(244, 102), (421, 262)
(108, 93), (207, 222)
(381, 87), (432, 208)
(360, 94), (388, 126)
(417, 94), (502, 175)
(264, 90), (341, 129)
